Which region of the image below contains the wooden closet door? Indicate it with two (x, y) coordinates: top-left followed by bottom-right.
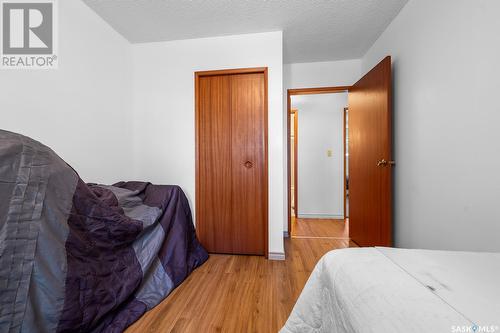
(230, 73), (266, 255)
(196, 69), (267, 256)
(197, 75), (233, 253)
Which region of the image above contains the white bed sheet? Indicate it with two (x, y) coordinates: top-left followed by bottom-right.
(280, 247), (500, 333)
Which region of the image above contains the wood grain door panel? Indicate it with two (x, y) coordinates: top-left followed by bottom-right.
(348, 56), (392, 247)
(197, 75), (233, 253)
(196, 69), (267, 256)
(230, 73), (266, 255)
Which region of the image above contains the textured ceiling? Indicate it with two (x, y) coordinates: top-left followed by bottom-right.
(83, 0), (408, 63)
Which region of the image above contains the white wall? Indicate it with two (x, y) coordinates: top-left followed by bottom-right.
(131, 32), (285, 256)
(284, 59), (361, 89)
(292, 93), (347, 219)
(0, 0), (134, 184)
(363, 0), (500, 252)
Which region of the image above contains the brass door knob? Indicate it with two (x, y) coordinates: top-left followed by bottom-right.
(377, 159), (395, 167)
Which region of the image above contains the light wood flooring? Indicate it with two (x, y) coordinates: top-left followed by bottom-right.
(291, 217), (349, 239)
(127, 219), (355, 333)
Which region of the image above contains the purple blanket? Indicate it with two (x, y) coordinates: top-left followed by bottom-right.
(0, 130), (208, 333)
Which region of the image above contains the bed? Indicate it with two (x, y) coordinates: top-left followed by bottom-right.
(0, 130), (208, 332)
(281, 247), (500, 333)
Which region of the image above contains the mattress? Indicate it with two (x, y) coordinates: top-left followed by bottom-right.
(281, 247), (500, 333)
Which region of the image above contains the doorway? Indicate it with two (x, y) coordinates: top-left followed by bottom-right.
(287, 87), (350, 239)
(286, 54), (394, 247)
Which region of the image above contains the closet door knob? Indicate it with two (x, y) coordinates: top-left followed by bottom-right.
(244, 161), (253, 169)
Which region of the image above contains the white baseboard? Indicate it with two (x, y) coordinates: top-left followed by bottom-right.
(297, 214), (345, 219)
(268, 252), (285, 261)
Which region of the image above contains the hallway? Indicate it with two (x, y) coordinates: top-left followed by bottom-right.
(292, 218), (350, 240)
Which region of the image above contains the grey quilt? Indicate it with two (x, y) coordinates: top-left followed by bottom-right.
(0, 130), (208, 333)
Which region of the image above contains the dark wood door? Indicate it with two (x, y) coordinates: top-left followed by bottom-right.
(348, 56), (393, 247)
(197, 74), (233, 254)
(230, 73), (266, 255)
(196, 69), (267, 255)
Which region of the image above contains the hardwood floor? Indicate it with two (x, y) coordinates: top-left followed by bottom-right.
(292, 217), (349, 239)
(127, 235), (356, 332)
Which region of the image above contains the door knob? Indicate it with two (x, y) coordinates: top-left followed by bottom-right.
(377, 159), (395, 167)
(244, 161), (253, 169)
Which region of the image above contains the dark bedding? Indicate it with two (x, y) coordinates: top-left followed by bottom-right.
(0, 130), (208, 333)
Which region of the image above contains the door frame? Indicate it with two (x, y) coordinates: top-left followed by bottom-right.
(343, 107), (348, 219)
(195, 67), (269, 257)
(290, 108), (298, 222)
(286, 86), (350, 236)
